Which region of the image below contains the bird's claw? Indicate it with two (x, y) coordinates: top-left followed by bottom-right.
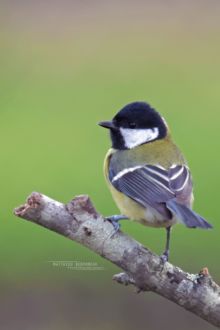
(106, 216), (121, 237)
(160, 251), (169, 263)
(106, 215), (129, 238)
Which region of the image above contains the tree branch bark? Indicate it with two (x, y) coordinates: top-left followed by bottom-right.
(14, 192), (220, 328)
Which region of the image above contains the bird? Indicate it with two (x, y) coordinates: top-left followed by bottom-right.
(98, 101), (212, 262)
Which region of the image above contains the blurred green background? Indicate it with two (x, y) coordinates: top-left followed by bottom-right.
(0, 1), (219, 329)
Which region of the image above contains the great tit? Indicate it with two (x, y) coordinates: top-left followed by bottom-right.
(99, 101), (212, 261)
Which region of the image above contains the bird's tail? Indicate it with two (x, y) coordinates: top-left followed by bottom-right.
(166, 199), (213, 229)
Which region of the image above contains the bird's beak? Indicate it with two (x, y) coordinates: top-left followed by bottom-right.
(98, 120), (116, 129)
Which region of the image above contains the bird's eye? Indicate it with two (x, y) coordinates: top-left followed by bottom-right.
(129, 122), (136, 128)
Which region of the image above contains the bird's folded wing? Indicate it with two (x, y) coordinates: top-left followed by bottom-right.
(110, 164), (192, 218)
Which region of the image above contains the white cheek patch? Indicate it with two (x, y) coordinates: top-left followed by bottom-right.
(120, 127), (159, 149)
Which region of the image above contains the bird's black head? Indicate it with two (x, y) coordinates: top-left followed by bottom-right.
(99, 102), (167, 150)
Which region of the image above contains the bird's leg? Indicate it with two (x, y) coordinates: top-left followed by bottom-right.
(161, 226), (172, 263)
(106, 215), (129, 236)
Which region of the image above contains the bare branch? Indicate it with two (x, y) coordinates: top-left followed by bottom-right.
(14, 192), (220, 328)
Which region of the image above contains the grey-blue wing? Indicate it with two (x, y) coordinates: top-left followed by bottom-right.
(111, 164), (192, 220)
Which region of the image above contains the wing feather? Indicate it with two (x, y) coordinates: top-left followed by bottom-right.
(110, 163), (192, 218)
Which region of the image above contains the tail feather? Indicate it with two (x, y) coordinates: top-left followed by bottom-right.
(166, 199), (213, 229)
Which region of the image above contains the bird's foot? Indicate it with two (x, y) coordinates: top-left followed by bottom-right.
(106, 215), (128, 237)
(160, 250), (169, 263)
